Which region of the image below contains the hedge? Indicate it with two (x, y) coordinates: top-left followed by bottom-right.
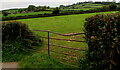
(2, 21), (42, 62)
(84, 13), (120, 70)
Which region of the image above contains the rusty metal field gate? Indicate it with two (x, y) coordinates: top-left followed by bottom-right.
(33, 30), (87, 67)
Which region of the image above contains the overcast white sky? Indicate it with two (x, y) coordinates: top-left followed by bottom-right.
(1, 0), (119, 2)
(1, 0), (120, 10)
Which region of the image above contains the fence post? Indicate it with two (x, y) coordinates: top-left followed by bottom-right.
(48, 31), (50, 56)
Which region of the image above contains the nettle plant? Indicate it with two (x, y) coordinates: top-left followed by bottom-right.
(84, 13), (120, 70)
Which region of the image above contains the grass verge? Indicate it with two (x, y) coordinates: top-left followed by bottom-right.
(19, 53), (77, 70)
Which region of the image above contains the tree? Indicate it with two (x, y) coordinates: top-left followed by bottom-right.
(52, 7), (60, 14)
(35, 6), (47, 12)
(47, 6), (50, 9)
(18, 9), (24, 13)
(109, 3), (117, 10)
(60, 5), (64, 8)
(27, 5), (36, 11)
(41, 6), (47, 11)
(117, 6), (120, 11)
(101, 5), (110, 11)
(3, 12), (9, 16)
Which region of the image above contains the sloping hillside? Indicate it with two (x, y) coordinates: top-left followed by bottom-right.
(60, 2), (120, 10)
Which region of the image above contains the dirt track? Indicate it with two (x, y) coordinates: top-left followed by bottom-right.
(1, 62), (18, 69)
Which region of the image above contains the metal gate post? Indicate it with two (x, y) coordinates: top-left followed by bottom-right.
(48, 32), (50, 56)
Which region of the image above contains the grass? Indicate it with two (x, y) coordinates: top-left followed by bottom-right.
(61, 8), (93, 11)
(17, 11), (117, 34)
(19, 53), (76, 69)
(2, 11), (52, 18)
(2, 53), (29, 62)
(2, 40), (41, 62)
(16, 11), (118, 66)
(61, 3), (104, 9)
(4, 9), (19, 13)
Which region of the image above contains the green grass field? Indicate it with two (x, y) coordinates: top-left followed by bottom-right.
(17, 11), (117, 34)
(61, 8), (93, 11)
(16, 11), (118, 66)
(4, 9), (19, 13)
(60, 3), (104, 9)
(2, 11), (52, 18)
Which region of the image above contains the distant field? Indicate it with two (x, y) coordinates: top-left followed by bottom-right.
(2, 11), (52, 18)
(4, 9), (19, 13)
(77, 3), (103, 8)
(61, 8), (93, 11)
(60, 3), (104, 9)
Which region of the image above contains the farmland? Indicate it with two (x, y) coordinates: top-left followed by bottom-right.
(2, 1), (120, 69)
(2, 11), (52, 18)
(1, 2), (120, 21)
(16, 11), (118, 66)
(18, 11), (117, 34)
(61, 8), (93, 11)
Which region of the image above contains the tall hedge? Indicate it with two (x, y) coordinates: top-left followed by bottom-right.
(2, 21), (33, 42)
(2, 21), (42, 54)
(84, 13), (120, 70)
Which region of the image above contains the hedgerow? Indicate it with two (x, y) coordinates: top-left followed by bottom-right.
(84, 13), (120, 70)
(2, 21), (42, 62)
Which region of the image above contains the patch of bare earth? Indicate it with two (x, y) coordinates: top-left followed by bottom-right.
(1, 62), (18, 69)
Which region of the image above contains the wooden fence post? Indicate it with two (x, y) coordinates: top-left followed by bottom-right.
(48, 31), (50, 56)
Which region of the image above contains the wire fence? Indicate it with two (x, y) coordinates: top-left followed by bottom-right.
(32, 30), (87, 68)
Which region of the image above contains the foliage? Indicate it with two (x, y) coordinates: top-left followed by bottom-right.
(18, 9), (25, 13)
(117, 5), (120, 11)
(35, 6), (47, 12)
(84, 13), (120, 70)
(2, 51), (28, 62)
(27, 5), (36, 11)
(101, 5), (109, 11)
(2, 21), (32, 42)
(109, 3), (117, 10)
(1, 12), (53, 21)
(2, 11), (51, 17)
(2, 12), (9, 16)
(52, 7), (60, 14)
(78, 51), (89, 70)
(2, 21), (42, 62)
(19, 53), (75, 69)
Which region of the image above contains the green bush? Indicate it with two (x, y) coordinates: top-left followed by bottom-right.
(117, 6), (120, 11)
(2, 21), (33, 42)
(27, 5), (36, 12)
(52, 7), (60, 14)
(101, 5), (110, 11)
(2, 21), (42, 62)
(2, 12), (9, 16)
(78, 51), (89, 70)
(84, 13), (120, 70)
(109, 3), (117, 10)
